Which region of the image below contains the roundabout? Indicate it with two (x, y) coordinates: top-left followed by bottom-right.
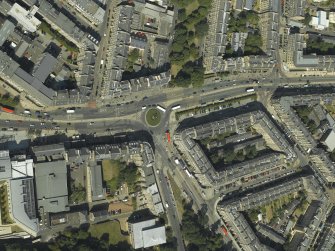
(145, 108), (162, 127)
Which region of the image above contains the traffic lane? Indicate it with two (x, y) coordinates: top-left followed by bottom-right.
(158, 168), (185, 251)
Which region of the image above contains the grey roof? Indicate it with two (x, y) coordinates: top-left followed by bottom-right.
(0, 150), (11, 180)
(32, 143), (65, 158)
(33, 53), (58, 83)
(89, 163), (104, 201)
(0, 51), (20, 77)
(0, 20), (15, 47)
(9, 177), (39, 235)
(15, 41), (30, 57)
(131, 219), (166, 249)
(295, 51), (318, 67)
(323, 129), (335, 151)
(34, 160), (69, 213)
(142, 226), (166, 248)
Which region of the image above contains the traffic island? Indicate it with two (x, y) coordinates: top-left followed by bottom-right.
(145, 108), (161, 127)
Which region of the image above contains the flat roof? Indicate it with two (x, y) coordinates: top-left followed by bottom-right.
(0, 150), (11, 180)
(34, 161), (69, 213)
(8, 3), (41, 33)
(142, 226), (166, 248)
(0, 20), (15, 47)
(33, 53), (58, 83)
(89, 163), (104, 201)
(9, 177), (39, 236)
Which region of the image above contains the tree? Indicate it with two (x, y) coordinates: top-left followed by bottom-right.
(128, 49), (140, 63)
(178, 8), (187, 22)
(304, 12), (312, 26)
(195, 20), (209, 37)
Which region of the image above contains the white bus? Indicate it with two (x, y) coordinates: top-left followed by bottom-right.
(246, 87), (255, 93)
(157, 105), (166, 113)
(171, 104), (181, 111)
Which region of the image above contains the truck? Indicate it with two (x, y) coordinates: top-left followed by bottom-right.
(66, 108), (75, 114)
(246, 87), (255, 93)
(157, 105), (166, 113)
(171, 104), (181, 111)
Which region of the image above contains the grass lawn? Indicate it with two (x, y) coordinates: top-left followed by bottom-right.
(324, 104), (335, 115)
(168, 173), (184, 217)
(102, 159), (120, 181)
(89, 221), (128, 245)
(145, 108), (161, 127)
(185, 0), (199, 15)
(171, 64), (182, 77)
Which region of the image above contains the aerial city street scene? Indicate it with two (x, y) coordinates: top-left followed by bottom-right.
(1, 0), (335, 250)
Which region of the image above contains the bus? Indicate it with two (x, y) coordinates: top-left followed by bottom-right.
(171, 104), (181, 111)
(185, 169), (192, 177)
(157, 105), (166, 113)
(166, 130), (171, 143)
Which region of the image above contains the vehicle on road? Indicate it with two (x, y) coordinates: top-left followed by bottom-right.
(24, 109), (31, 114)
(166, 130), (171, 143)
(185, 169), (193, 178)
(66, 108), (75, 114)
(221, 226), (229, 236)
(1, 106), (14, 113)
(171, 104), (181, 111)
(246, 87), (255, 93)
(157, 105), (166, 113)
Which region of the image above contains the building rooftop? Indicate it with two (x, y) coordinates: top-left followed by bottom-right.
(142, 226), (167, 248)
(8, 3), (41, 33)
(322, 129), (335, 152)
(11, 159), (34, 178)
(0, 150), (11, 180)
(34, 160), (69, 213)
(0, 19), (15, 47)
(9, 177), (39, 236)
(130, 219), (166, 249)
(89, 163), (104, 201)
(33, 53), (58, 83)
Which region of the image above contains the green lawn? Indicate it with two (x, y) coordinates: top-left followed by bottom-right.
(185, 0), (199, 15)
(102, 159), (122, 193)
(102, 159), (120, 181)
(145, 108), (162, 127)
(168, 173), (184, 217)
(89, 221), (128, 245)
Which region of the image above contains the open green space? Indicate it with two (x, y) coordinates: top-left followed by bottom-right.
(0, 93), (20, 108)
(210, 144), (259, 166)
(306, 37), (335, 55)
(0, 185), (13, 224)
(248, 192), (304, 224)
(167, 173), (184, 217)
(145, 108), (162, 127)
(126, 48), (140, 72)
(39, 21), (79, 53)
(199, 131), (235, 146)
(294, 106), (317, 134)
(181, 203), (228, 250)
(102, 159), (139, 195)
(89, 221), (128, 245)
(69, 179), (86, 204)
(169, 0), (211, 87)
